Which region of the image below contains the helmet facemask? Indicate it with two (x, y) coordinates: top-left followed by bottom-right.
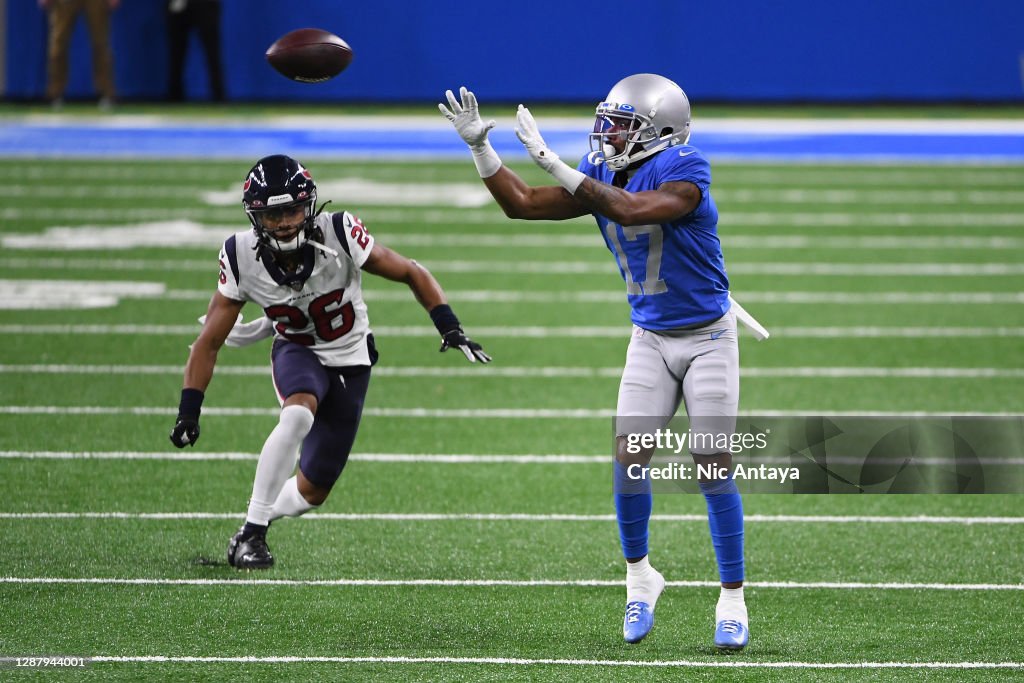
(590, 105), (679, 172)
(246, 194), (317, 254)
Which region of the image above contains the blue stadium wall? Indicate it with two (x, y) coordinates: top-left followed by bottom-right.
(5, 1), (1023, 102)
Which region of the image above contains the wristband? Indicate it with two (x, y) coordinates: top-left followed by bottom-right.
(429, 304), (462, 335)
(470, 140), (502, 178)
(549, 159), (586, 194)
(177, 387), (205, 418)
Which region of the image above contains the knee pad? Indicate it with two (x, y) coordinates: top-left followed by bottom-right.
(279, 404), (314, 440)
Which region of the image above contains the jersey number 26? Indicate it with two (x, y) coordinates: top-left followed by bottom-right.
(264, 288), (354, 346)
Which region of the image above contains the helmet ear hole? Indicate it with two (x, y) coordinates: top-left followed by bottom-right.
(660, 127), (673, 137)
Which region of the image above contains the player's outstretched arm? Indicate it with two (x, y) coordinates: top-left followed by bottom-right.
(483, 167), (590, 221)
(515, 105), (700, 225)
(364, 244), (491, 363)
(170, 291), (244, 448)
(574, 178), (700, 226)
(439, 86), (588, 222)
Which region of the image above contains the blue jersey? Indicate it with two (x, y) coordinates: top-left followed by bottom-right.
(578, 146), (730, 330)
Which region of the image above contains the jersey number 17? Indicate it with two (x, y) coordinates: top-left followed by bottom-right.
(604, 223), (668, 296)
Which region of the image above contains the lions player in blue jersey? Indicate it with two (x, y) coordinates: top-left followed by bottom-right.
(441, 74), (749, 650)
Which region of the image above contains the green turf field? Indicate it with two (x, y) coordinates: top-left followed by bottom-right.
(0, 155), (1022, 681)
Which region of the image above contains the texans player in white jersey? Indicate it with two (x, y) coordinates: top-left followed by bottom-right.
(441, 75), (750, 650)
(170, 154), (490, 569)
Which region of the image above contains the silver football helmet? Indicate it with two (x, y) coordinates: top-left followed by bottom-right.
(589, 74), (692, 172)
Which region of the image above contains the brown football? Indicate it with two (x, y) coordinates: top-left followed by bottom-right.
(265, 28), (353, 83)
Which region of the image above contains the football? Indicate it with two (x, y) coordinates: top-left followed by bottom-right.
(265, 28), (353, 83)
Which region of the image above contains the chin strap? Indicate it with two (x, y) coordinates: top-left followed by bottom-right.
(306, 202), (340, 267)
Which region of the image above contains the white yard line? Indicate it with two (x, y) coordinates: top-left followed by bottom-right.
(415, 261), (1024, 276)
(2, 451), (1021, 467)
(5, 281), (1024, 310)
(711, 169), (1024, 186)
(713, 188), (1024, 205)
(0, 207), (530, 225)
(2, 511), (1021, 524)
(105, 287), (1024, 305)
(2, 576), (1021, 591)
(78, 655), (1024, 670)
(1, 324), (1023, 338)
(728, 291), (1024, 304)
(2, 364), (1022, 379)
(742, 367), (1024, 378)
(383, 233), (1024, 250)
(0, 450), (606, 463)
(1, 406), (1021, 418)
(4, 207), (1024, 226)
(4, 185), (1024, 205)
(189, 288), (1024, 304)
(4, 229), (1024, 252)
(1, 406), (1022, 418)
(3, 256), (1024, 276)
(0, 405), (611, 418)
(9, 284), (1023, 306)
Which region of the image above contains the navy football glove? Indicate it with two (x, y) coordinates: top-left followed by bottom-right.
(169, 416), (200, 448)
(440, 328), (491, 364)
(170, 388), (204, 448)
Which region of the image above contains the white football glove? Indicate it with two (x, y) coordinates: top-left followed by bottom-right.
(198, 314), (274, 348)
(439, 86), (495, 149)
(515, 105), (587, 193)
(514, 104), (560, 172)
(439, 86), (502, 178)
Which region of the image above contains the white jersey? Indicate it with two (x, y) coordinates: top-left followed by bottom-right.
(217, 210), (376, 367)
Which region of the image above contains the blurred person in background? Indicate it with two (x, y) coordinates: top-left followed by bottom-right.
(39, 0), (119, 109)
(166, 0), (226, 102)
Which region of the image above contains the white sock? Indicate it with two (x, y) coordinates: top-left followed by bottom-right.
(269, 475), (318, 521)
(716, 586), (748, 624)
(625, 556), (665, 605)
(246, 405), (314, 526)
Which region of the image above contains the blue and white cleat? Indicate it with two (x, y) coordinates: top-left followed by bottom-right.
(623, 601), (656, 643)
(714, 619), (749, 650)
(622, 566), (665, 644)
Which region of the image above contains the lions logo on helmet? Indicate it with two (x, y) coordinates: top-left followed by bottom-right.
(588, 74), (692, 172)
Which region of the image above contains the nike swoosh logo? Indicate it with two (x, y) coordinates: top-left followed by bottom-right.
(679, 150), (696, 157)
(710, 330), (726, 340)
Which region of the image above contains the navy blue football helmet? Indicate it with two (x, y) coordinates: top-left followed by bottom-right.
(242, 155), (319, 253)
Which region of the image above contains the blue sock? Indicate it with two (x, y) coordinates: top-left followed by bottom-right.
(699, 476), (744, 583)
(614, 461), (652, 559)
